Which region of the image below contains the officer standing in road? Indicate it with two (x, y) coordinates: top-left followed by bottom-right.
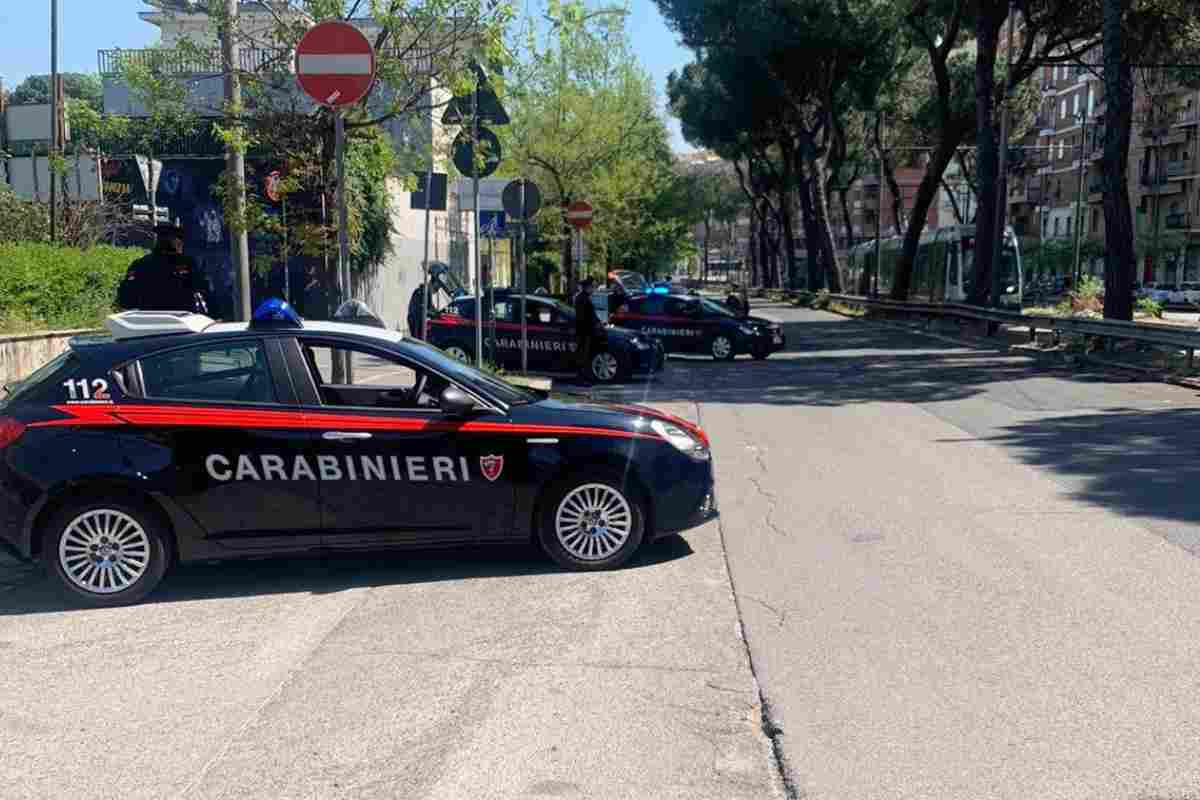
(574, 276), (601, 381)
(117, 223), (208, 313)
(407, 282), (427, 340)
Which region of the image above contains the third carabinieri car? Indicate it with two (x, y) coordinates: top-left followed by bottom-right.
(0, 301), (713, 607)
(609, 292), (785, 361)
(426, 290), (665, 383)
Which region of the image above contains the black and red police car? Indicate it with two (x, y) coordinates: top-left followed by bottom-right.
(0, 301), (714, 607)
(426, 291), (665, 383)
(609, 293), (785, 361)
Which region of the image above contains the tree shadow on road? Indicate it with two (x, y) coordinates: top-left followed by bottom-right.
(987, 407), (1200, 531)
(0, 535), (694, 616)
(595, 316), (1136, 409)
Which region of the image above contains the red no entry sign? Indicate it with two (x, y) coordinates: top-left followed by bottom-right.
(566, 201), (593, 229)
(295, 21), (376, 108)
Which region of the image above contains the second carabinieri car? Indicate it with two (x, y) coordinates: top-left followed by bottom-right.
(609, 293), (785, 361)
(426, 291), (665, 383)
(0, 301), (714, 607)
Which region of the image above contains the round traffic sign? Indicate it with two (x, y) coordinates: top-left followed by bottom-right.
(453, 128), (502, 178)
(265, 170), (282, 203)
(295, 21), (376, 108)
(566, 200), (593, 229)
(502, 179), (542, 220)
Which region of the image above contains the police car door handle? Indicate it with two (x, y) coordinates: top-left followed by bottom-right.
(322, 431), (373, 441)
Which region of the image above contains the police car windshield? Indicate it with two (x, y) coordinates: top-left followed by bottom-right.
(699, 298), (738, 318)
(403, 338), (537, 405)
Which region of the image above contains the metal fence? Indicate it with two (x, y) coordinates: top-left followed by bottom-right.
(826, 294), (1200, 367)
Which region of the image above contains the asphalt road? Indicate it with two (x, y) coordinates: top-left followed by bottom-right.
(0, 457), (780, 792)
(8, 304), (1200, 799)
(598, 304), (1200, 799)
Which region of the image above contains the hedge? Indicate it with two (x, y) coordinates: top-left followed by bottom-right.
(0, 243), (145, 333)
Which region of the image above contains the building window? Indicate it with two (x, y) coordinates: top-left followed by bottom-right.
(1091, 209), (1098, 231)
(1054, 218), (1062, 236)
(1069, 94), (1076, 116)
(1066, 217), (1073, 235)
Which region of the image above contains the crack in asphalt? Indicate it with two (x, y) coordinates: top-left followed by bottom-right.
(741, 594), (788, 627)
(696, 399), (800, 800)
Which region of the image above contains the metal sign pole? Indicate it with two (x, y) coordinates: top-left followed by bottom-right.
(472, 88), (483, 368)
(488, 226), (496, 365)
(335, 109), (353, 381)
(282, 195), (290, 303)
(520, 182), (528, 375)
(421, 151), (434, 339)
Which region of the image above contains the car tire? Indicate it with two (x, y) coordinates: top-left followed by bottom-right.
(538, 473), (646, 571)
(43, 500), (170, 608)
(589, 349), (626, 383)
(710, 334), (736, 361)
(751, 345), (771, 360)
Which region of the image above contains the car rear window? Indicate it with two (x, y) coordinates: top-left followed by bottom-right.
(0, 351), (79, 409)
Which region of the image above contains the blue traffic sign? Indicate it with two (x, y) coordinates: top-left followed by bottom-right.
(479, 210), (506, 236)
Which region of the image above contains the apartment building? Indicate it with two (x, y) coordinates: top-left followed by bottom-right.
(1006, 51), (1200, 286)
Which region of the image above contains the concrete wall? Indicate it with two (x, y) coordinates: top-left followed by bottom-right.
(0, 330), (92, 387)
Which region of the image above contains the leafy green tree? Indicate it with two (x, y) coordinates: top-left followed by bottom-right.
(501, 0), (663, 291)
(9, 73), (103, 112)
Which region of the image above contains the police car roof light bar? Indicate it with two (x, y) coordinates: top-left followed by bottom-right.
(251, 298), (304, 329)
(105, 310), (216, 341)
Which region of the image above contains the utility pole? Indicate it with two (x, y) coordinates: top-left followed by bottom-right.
(49, 0), (58, 242)
(222, 0), (252, 321)
(874, 111), (884, 297)
(990, 3), (1016, 308)
(1071, 111), (1089, 286)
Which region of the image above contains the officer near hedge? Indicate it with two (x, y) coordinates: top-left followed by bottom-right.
(117, 223), (208, 314)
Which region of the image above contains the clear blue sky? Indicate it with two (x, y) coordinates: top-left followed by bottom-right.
(0, 0), (697, 151)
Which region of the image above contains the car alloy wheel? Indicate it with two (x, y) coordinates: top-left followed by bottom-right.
(555, 483), (633, 561)
(446, 345), (469, 361)
(58, 509), (151, 595)
(711, 335), (734, 360)
(591, 351), (620, 383)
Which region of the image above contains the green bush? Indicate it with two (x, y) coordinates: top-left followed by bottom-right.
(0, 242), (144, 332)
(812, 289), (832, 310)
(1136, 296), (1165, 318)
(791, 290), (816, 307)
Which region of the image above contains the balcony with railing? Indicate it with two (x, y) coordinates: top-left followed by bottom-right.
(98, 47), (288, 76)
(1141, 173), (1184, 195)
(1166, 159), (1193, 178)
(1166, 212), (1191, 229)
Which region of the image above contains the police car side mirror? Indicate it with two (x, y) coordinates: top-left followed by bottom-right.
(440, 385), (476, 416)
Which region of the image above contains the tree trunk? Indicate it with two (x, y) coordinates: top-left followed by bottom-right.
(893, 136), (964, 299)
(838, 187), (854, 253)
(970, 1), (1005, 307)
(778, 147), (802, 288)
(1101, 0), (1135, 320)
(795, 177), (820, 289)
(881, 155), (906, 238)
(702, 214), (711, 283)
(807, 154), (843, 292)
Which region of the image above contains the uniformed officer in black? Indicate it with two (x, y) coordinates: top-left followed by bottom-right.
(117, 223), (208, 313)
(574, 276), (601, 381)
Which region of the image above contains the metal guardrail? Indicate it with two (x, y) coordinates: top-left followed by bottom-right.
(826, 294), (1200, 365)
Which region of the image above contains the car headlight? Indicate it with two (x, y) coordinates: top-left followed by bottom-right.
(651, 419), (710, 461)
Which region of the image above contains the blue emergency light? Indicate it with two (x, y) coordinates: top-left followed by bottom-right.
(651, 286), (669, 294)
(251, 298), (304, 328)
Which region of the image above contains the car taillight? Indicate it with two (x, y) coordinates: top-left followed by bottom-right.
(0, 417), (26, 449)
